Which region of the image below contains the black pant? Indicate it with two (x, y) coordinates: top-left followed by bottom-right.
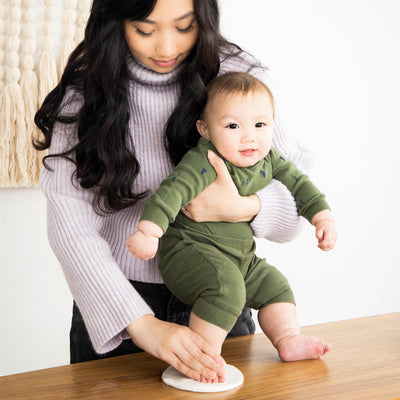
(70, 281), (255, 363)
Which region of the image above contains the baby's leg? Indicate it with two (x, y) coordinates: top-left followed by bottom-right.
(159, 240), (246, 382)
(189, 313), (228, 383)
(258, 302), (332, 361)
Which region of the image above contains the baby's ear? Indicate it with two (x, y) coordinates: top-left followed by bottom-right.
(196, 119), (210, 140)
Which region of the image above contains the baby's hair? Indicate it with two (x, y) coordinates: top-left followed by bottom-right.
(206, 72), (275, 115)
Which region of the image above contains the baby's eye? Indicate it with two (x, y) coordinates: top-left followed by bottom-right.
(226, 123), (239, 129)
(255, 122), (266, 128)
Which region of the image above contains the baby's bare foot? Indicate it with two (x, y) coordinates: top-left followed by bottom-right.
(276, 333), (332, 361)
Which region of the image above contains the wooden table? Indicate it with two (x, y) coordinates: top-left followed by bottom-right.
(1, 313), (399, 399)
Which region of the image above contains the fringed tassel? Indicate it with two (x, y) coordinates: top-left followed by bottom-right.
(13, 81), (30, 186)
(20, 70), (39, 185)
(39, 0), (58, 105)
(0, 81), (26, 187)
(59, 39), (75, 77)
(74, 0), (91, 44)
(37, 1), (58, 185)
(13, 0), (31, 187)
(59, 0), (77, 75)
(0, 0), (26, 187)
(0, 2), (4, 93)
(37, 49), (57, 183)
(38, 50), (58, 104)
(20, 0), (40, 186)
(0, 87), (12, 187)
(0, 0), (91, 188)
(0, 1), (8, 186)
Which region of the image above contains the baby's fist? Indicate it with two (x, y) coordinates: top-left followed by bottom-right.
(315, 220), (337, 251)
(125, 230), (158, 260)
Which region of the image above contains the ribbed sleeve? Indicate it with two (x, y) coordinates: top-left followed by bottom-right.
(40, 94), (156, 352)
(44, 186), (154, 352)
(250, 180), (304, 242)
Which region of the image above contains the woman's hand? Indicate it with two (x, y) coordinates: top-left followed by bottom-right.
(181, 151), (261, 223)
(127, 315), (225, 381)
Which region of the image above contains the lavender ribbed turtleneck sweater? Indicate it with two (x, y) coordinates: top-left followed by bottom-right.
(40, 53), (307, 353)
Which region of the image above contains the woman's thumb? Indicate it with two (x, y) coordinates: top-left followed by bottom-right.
(207, 150), (230, 179)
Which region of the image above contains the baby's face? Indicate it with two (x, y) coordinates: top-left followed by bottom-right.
(198, 90), (274, 167)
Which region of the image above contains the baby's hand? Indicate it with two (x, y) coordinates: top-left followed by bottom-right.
(125, 230), (159, 260)
(315, 220), (337, 251)
(125, 220), (163, 261)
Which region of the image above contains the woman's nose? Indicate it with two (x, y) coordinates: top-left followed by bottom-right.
(154, 32), (177, 59)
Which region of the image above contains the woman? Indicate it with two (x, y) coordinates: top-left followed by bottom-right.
(34, 0), (306, 381)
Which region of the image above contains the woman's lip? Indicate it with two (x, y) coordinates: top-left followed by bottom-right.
(152, 57), (178, 68)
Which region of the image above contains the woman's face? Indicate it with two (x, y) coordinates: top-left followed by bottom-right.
(124, 0), (199, 73)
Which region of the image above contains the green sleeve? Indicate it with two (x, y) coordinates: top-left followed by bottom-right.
(140, 142), (217, 233)
(270, 148), (330, 222)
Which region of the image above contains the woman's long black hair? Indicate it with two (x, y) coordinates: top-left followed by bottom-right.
(34, 0), (256, 213)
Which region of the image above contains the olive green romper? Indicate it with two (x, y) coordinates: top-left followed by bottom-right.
(140, 138), (329, 331)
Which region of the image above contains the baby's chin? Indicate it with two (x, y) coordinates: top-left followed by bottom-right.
(232, 158), (264, 168)
(231, 153), (266, 168)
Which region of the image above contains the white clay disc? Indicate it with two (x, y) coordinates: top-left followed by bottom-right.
(161, 364), (244, 393)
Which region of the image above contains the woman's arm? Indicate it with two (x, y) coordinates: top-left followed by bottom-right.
(41, 124), (154, 354)
(251, 180), (304, 242)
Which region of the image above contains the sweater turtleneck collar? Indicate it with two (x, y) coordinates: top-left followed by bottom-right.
(126, 54), (183, 87)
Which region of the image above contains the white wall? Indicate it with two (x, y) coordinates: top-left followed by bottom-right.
(1, 0), (399, 376)
(0, 189), (73, 376)
(219, 0), (400, 324)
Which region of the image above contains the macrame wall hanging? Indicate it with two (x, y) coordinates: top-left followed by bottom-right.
(0, 0), (92, 187)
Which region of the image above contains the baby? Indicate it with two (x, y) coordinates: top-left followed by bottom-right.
(126, 72), (337, 383)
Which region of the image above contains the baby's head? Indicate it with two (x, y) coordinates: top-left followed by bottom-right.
(196, 72), (275, 167)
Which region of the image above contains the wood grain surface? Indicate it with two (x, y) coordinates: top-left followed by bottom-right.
(1, 313), (399, 399)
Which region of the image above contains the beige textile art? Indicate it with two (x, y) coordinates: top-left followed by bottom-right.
(0, 0), (91, 187)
